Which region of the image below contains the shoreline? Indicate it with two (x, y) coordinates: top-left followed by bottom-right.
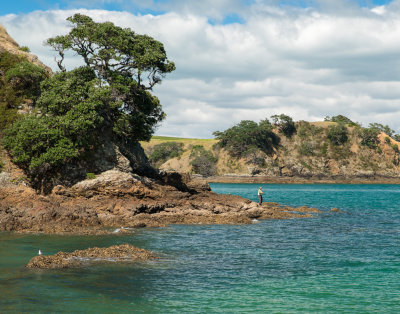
(206, 175), (400, 185)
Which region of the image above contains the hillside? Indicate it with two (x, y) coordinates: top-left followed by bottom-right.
(142, 121), (400, 182)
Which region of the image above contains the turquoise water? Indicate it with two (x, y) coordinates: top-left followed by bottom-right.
(1, 184), (400, 313)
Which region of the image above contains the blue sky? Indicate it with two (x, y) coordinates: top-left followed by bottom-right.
(0, 0), (394, 17)
(2, 0), (400, 137)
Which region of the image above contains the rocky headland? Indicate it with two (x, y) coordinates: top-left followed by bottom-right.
(0, 169), (323, 235)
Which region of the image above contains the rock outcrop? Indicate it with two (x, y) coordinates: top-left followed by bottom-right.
(26, 244), (156, 269)
(0, 170), (322, 234)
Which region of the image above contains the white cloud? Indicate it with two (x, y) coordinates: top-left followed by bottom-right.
(2, 3), (400, 138)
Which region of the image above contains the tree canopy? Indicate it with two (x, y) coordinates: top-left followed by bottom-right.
(213, 119), (280, 157)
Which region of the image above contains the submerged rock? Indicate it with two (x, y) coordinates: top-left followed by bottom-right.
(26, 244), (156, 269)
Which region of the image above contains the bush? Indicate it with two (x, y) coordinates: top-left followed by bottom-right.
(359, 127), (380, 149)
(190, 145), (217, 177)
(298, 141), (315, 156)
(392, 144), (399, 154)
(148, 142), (184, 167)
(271, 114), (296, 138)
(19, 46), (30, 53)
(325, 115), (353, 124)
(297, 121), (323, 138)
(327, 123), (348, 146)
(213, 119), (280, 157)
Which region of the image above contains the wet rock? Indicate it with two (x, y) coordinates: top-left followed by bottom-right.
(26, 244), (156, 269)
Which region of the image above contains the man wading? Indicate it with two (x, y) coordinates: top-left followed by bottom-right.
(258, 187), (264, 206)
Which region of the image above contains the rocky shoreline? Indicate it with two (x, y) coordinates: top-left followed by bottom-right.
(0, 170), (326, 235)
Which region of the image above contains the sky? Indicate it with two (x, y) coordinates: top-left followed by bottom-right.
(1, 0), (400, 138)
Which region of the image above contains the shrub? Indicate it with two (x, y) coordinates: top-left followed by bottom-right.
(327, 123), (348, 146)
(392, 144), (399, 154)
(86, 173), (96, 180)
(297, 121), (323, 138)
(385, 136), (391, 145)
(190, 145), (217, 177)
(298, 141), (315, 156)
(19, 46), (30, 53)
(325, 115), (353, 124)
(148, 142), (184, 167)
(359, 127), (380, 149)
(271, 114), (296, 138)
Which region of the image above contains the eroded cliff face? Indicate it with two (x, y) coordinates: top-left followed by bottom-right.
(0, 24), (52, 74)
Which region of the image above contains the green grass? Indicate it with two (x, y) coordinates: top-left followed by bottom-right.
(151, 136), (215, 142)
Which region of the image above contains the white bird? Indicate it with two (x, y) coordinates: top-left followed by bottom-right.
(38, 250), (42, 256)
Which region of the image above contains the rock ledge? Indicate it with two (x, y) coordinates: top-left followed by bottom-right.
(26, 244), (156, 269)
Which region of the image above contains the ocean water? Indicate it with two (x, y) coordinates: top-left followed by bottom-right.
(1, 183), (399, 313)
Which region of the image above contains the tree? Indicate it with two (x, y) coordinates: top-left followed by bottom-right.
(3, 14), (175, 190)
(271, 114), (296, 138)
(46, 13), (175, 141)
(213, 119), (279, 157)
(368, 123), (394, 138)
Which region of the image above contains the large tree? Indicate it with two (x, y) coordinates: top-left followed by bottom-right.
(3, 14), (175, 191)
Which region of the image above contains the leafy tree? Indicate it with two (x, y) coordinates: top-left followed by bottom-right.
(327, 123), (348, 146)
(271, 114), (296, 138)
(213, 119), (279, 157)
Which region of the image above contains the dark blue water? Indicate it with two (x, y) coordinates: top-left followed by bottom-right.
(1, 184), (400, 313)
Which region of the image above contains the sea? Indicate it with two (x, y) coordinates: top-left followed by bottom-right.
(0, 183), (399, 313)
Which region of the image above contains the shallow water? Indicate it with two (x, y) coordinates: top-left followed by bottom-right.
(1, 184), (400, 313)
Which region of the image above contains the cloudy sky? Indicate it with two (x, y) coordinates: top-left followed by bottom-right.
(1, 0), (400, 138)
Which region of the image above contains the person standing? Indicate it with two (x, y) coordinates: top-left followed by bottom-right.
(258, 187), (263, 206)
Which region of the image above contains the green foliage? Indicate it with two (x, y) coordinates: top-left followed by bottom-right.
(385, 136), (391, 145)
(325, 115), (353, 124)
(297, 121), (323, 139)
(271, 114), (296, 138)
(45, 14), (174, 142)
(213, 119), (279, 157)
(358, 127), (380, 149)
(148, 141), (184, 167)
(327, 123), (349, 146)
(368, 123), (394, 137)
(3, 67), (106, 181)
(0, 51), (47, 133)
(190, 145), (217, 177)
(393, 134), (400, 142)
(3, 14), (175, 189)
(5, 61), (47, 99)
(392, 144), (399, 154)
(86, 173), (96, 180)
(298, 141), (315, 156)
(19, 46), (30, 53)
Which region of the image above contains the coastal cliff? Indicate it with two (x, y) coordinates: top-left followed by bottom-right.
(141, 122), (400, 183)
